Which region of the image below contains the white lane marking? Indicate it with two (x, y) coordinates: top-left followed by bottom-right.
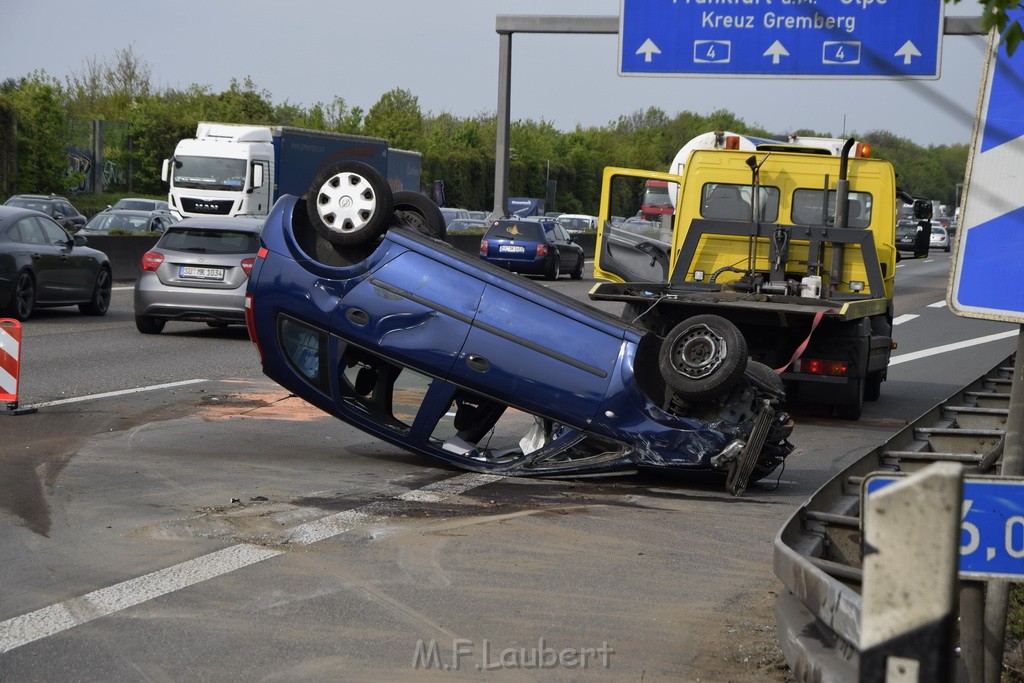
(0, 472), (503, 653)
(112, 286), (134, 291)
(928, 300), (947, 308)
(889, 330), (1019, 366)
(27, 379), (209, 409)
(0, 544), (282, 654)
(893, 314), (919, 326)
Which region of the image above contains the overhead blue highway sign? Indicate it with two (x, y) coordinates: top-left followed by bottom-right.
(619, 0), (944, 78)
(866, 474), (1024, 581)
(950, 12), (1024, 324)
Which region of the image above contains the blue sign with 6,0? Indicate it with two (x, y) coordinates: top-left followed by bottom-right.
(619, 0), (944, 79)
(865, 474), (1024, 581)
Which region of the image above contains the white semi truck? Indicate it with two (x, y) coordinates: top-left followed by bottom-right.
(162, 123), (420, 219)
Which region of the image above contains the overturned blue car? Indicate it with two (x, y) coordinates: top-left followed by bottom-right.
(245, 162), (793, 494)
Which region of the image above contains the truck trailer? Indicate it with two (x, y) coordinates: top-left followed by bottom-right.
(162, 123), (420, 219)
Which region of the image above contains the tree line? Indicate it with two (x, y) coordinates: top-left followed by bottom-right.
(0, 46), (969, 216)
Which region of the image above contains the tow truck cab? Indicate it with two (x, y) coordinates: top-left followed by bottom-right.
(591, 143), (898, 419)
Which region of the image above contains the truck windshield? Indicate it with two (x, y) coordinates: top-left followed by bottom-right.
(172, 156), (248, 191)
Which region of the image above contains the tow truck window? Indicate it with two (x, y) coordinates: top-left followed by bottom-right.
(791, 189), (872, 228)
(699, 184), (779, 222)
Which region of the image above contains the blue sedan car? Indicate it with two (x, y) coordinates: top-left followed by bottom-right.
(245, 163), (793, 493)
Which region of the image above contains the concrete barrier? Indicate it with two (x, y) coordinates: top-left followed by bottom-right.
(86, 233), (598, 282)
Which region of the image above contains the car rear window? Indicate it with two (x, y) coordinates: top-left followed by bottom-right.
(484, 221), (544, 241)
(159, 228), (259, 254)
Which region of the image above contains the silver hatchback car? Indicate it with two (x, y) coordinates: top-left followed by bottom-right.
(133, 216), (264, 334)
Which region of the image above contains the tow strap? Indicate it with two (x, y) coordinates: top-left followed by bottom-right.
(774, 309), (827, 375)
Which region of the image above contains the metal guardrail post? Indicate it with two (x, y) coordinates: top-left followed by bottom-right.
(982, 325), (1024, 683)
(860, 462), (964, 682)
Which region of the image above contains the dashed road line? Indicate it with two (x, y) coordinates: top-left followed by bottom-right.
(890, 330), (1018, 366)
(0, 472), (503, 654)
(892, 314), (919, 326)
(27, 379), (210, 409)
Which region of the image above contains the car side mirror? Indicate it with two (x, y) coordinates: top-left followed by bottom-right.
(73, 234), (87, 246)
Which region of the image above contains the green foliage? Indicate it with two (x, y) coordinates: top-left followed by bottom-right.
(0, 45), (973, 215)
(6, 77), (73, 193)
(364, 88), (424, 150)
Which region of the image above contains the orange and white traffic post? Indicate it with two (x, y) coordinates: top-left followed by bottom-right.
(1, 318), (37, 415)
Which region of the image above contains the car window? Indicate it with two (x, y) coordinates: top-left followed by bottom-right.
(8, 199), (51, 214)
(115, 200), (155, 211)
(554, 225), (571, 241)
(37, 217), (70, 244)
(159, 228), (260, 254)
(792, 189), (872, 228)
(485, 221), (543, 241)
(8, 217), (47, 244)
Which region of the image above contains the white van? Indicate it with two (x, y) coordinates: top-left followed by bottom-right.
(556, 213), (598, 234)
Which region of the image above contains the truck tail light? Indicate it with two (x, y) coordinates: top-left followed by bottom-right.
(141, 251), (164, 271)
(240, 257), (256, 277)
(245, 294), (263, 362)
(792, 359), (849, 377)
(536, 243), (548, 257)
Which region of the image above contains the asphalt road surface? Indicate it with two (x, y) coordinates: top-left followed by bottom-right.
(0, 252), (1017, 681)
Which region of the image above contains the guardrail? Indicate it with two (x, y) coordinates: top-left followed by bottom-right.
(774, 353), (1016, 681)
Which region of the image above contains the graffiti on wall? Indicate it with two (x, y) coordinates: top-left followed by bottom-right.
(67, 150), (93, 194)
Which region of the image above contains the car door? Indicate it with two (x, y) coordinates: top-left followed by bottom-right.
(38, 216), (92, 298)
(14, 217), (64, 301)
(595, 216), (672, 283)
(449, 281), (624, 427)
(329, 248), (486, 382)
(550, 223), (581, 268)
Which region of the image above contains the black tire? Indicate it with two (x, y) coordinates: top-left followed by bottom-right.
(391, 191), (447, 240)
(746, 361), (785, 400)
(658, 314), (748, 401)
(570, 253), (585, 280)
(865, 371), (883, 401)
(545, 256), (561, 281)
(305, 161), (393, 247)
(78, 267), (112, 316)
(135, 315), (165, 335)
(6, 271), (35, 321)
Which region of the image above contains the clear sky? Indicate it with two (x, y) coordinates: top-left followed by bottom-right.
(2, 1), (988, 148)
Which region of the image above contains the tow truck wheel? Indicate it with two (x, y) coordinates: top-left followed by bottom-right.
(658, 314), (748, 401)
(835, 377), (865, 420)
(865, 371), (883, 401)
(305, 161), (393, 247)
(391, 190), (447, 240)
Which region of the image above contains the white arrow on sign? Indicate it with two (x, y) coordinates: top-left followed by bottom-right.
(895, 41), (922, 65)
(764, 40), (790, 65)
(636, 38), (661, 63)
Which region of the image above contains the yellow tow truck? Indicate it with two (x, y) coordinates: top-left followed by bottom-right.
(591, 138), (899, 419)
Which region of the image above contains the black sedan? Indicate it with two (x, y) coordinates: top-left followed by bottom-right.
(0, 205), (112, 320)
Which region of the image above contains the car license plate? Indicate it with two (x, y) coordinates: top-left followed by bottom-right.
(180, 266), (225, 280)
(499, 245), (525, 253)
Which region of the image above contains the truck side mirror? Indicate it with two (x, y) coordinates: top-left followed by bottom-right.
(161, 159), (170, 183)
(251, 163), (264, 190)
(912, 199), (933, 220)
